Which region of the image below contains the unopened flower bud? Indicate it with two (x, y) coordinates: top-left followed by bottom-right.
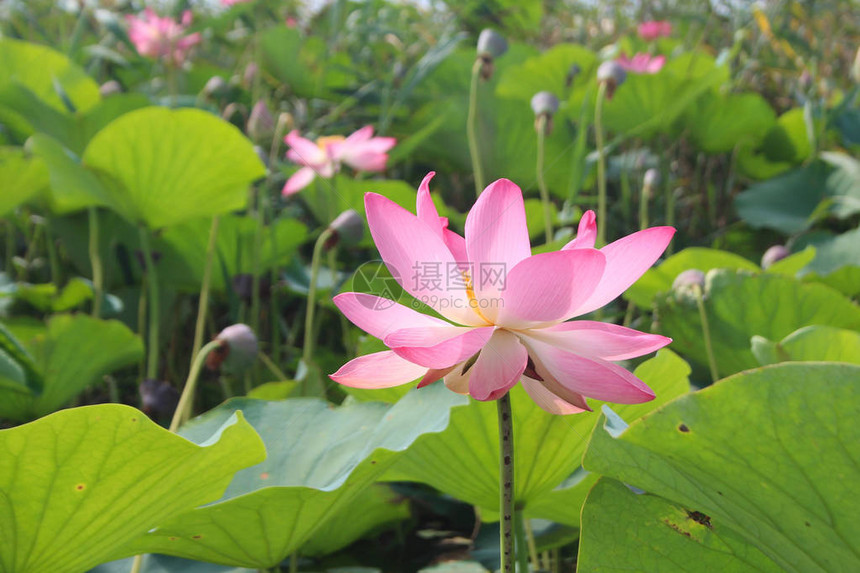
(99, 80), (122, 97)
(207, 324), (259, 374)
(531, 91), (559, 134)
(597, 61), (626, 99)
(643, 168), (661, 189)
(243, 62), (258, 87)
(477, 29), (508, 60)
(672, 269), (706, 299)
(327, 209), (364, 249)
(476, 29), (507, 80)
(247, 100), (274, 143)
(203, 75), (228, 98)
(761, 245), (789, 269)
(139, 379), (179, 417)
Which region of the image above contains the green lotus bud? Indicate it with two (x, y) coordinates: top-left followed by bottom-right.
(247, 100), (274, 143)
(761, 245), (789, 269)
(202, 75), (228, 98)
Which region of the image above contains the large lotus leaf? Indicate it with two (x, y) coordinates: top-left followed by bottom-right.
(656, 269), (860, 377)
(92, 554), (254, 573)
(796, 227), (860, 296)
(0, 147), (49, 217)
(581, 363), (860, 573)
(625, 248), (758, 309)
(259, 27), (353, 99)
(114, 384), (463, 567)
(601, 55), (728, 140)
(736, 108), (812, 180)
(25, 134), (111, 213)
(158, 214), (308, 292)
(496, 44), (597, 103)
(0, 404), (265, 573)
(0, 38), (100, 115)
(0, 314), (143, 421)
(82, 107), (265, 229)
(686, 91), (776, 153)
(820, 151), (860, 219)
(579, 479), (780, 572)
(751, 325), (860, 366)
(384, 349), (690, 515)
(301, 484), (410, 557)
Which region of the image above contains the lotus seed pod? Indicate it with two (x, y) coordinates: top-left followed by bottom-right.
(328, 209), (364, 248)
(761, 245), (790, 269)
(643, 168), (661, 189)
(209, 324), (259, 374)
(672, 268), (706, 292)
(99, 80), (122, 97)
(531, 91), (560, 118)
(477, 29), (508, 60)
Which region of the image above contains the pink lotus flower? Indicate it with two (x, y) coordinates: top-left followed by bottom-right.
(616, 52), (666, 74)
(282, 126), (396, 196)
(329, 173), (675, 414)
(222, 0), (252, 5)
(638, 21), (672, 41)
(126, 9), (201, 66)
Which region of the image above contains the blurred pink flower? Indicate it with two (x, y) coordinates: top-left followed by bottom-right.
(638, 20), (672, 41)
(222, 0), (252, 5)
(616, 52), (666, 74)
(329, 173), (675, 414)
(282, 126), (396, 196)
(126, 9), (201, 65)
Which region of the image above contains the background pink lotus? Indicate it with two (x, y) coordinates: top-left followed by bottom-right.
(616, 52), (666, 74)
(638, 20), (673, 41)
(126, 9), (201, 65)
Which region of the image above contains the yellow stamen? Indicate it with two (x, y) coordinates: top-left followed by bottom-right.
(316, 135), (345, 151)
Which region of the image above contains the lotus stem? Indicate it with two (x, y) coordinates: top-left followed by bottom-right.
(139, 227), (160, 381)
(251, 188), (263, 373)
(129, 555), (143, 573)
(44, 216), (61, 285)
(694, 284), (720, 383)
(535, 114), (554, 244)
(639, 183), (650, 230)
(88, 208), (104, 317)
(258, 350), (289, 382)
(301, 227), (335, 393)
(467, 59), (486, 197)
(192, 216), (220, 361)
(170, 339), (222, 432)
(515, 511), (533, 573)
(595, 81), (609, 248)
(498, 392), (515, 573)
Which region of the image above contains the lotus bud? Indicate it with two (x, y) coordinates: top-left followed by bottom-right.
(476, 29), (507, 80)
(99, 80), (122, 97)
(139, 379), (179, 417)
(565, 63), (581, 88)
(247, 100), (274, 143)
(531, 91), (559, 134)
(326, 209), (364, 249)
(597, 61), (626, 99)
(672, 269), (706, 302)
(206, 324), (259, 374)
(243, 61), (258, 87)
(202, 75), (228, 98)
(761, 245), (789, 269)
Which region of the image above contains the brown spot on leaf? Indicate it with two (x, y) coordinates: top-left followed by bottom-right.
(75, 484), (86, 492)
(191, 535), (203, 540)
(260, 472), (270, 480)
(687, 510), (712, 528)
(678, 423), (690, 433)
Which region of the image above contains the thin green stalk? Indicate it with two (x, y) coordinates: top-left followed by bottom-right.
(192, 217), (220, 360)
(289, 553), (298, 573)
(138, 227), (160, 380)
(517, 512), (535, 573)
(694, 285), (720, 383)
(6, 222), (14, 273)
(137, 281), (147, 379)
(130, 555), (143, 573)
(259, 350), (289, 382)
(250, 188), (264, 371)
(595, 81), (609, 248)
(666, 187), (677, 256)
(301, 227), (335, 393)
(88, 208), (104, 317)
(535, 115), (553, 244)
(639, 183), (651, 231)
(540, 550), (551, 572)
(498, 392), (515, 573)
(467, 59), (486, 197)
(170, 339), (223, 432)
